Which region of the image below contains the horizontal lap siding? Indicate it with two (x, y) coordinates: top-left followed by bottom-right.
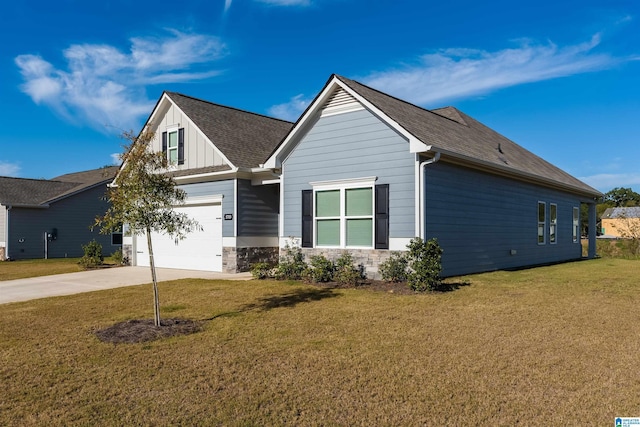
(180, 180), (234, 237)
(8, 186), (113, 259)
(237, 180), (279, 237)
(425, 162), (582, 277)
(283, 109), (415, 238)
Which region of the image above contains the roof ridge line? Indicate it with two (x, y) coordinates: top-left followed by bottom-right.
(334, 75), (467, 126)
(166, 91), (294, 125)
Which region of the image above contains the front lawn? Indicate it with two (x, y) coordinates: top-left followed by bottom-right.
(0, 257), (122, 281)
(0, 258), (84, 281)
(1, 258), (639, 425)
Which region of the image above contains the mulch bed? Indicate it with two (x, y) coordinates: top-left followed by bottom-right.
(95, 318), (204, 344)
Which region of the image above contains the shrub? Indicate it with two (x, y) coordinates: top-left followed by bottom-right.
(379, 252), (409, 283)
(305, 254), (335, 283)
(111, 247), (124, 265)
(334, 252), (364, 287)
(79, 240), (104, 268)
(406, 237), (443, 292)
(251, 262), (274, 280)
(274, 243), (307, 280)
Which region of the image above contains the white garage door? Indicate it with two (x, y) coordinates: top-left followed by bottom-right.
(136, 204), (223, 271)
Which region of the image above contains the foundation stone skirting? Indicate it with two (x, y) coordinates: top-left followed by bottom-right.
(284, 248), (401, 280)
(0, 246), (5, 261)
(224, 246), (279, 273)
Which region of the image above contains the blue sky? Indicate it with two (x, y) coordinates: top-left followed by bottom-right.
(2, 0), (639, 193)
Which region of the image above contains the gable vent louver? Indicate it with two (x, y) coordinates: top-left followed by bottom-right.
(321, 88), (364, 117)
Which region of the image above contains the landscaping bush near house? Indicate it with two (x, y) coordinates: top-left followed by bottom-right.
(379, 251), (409, 283)
(274, 243), (307, 280)
(305, 254), (335, 283)
(111, 247), (124, 265)
(78, 240), (104, 268)
(334, 252), (365, 287)
(250, 262), (275, 280)
(406, 237), (443, 292)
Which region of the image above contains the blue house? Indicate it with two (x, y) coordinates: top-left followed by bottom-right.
(123, 75), (600, 277)
(264, 75), (601, 277)
(0, 167), (119, 260)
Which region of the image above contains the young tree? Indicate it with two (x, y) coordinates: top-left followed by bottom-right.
(95, 129), (200, 326)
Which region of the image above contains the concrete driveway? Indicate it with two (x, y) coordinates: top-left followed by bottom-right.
(0, 266), (252, 305)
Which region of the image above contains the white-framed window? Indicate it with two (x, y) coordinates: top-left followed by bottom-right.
(167, 128), (178, 164)
(538, 201), (546, 244)
(312, 178), (375, 248)
(572, 207), (579, 243)
(549, 203), (557, 244)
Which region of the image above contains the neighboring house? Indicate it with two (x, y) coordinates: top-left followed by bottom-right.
(264, 74), (601, 277)
(123, 75), (600, 277)
(0, 167), (119, 260)
(121, 92), (293, 272)
(601, 207), (640, 238)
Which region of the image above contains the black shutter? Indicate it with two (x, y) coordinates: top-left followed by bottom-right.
(301, 190), (313, 248)
(178, 128), (185, 165)
(375, 184), (389, 249)
(162, 132), (167, 156)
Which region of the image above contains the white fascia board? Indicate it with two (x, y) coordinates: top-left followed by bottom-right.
(250, 167), (281, 185)
(174, 168), (239, 184)
(309, 176), (377, 190)
(334, 80), (426, 152)
(264, 76), (346, 169)
(264, 76), (428, 169)
(183, 194), (224, 206)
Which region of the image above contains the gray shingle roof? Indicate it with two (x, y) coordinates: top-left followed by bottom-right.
(0, 166), (118, 206)
(165, 92), (293, 169)
(335, 75), (600, 197)
(602, 207), (640, 219)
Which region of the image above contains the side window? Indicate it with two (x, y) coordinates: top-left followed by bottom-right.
(538, 202), (546, 244)
(549, 203), (557, 244)
(167, 129), (179, 164)
(572, 207), (579, 243)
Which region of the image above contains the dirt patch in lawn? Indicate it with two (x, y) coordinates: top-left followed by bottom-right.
(95, 318), (204, 344)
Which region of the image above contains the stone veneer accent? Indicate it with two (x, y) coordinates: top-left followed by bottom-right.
(0, 246), (5, 261)
(122, 244), (133, 266)
(286, 248), (400, 280)
(223, 246), (279, 273)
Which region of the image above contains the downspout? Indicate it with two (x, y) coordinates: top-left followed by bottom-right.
(419, 152), (441, 239)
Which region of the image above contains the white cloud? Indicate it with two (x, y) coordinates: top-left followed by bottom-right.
(362, 33), (620, 107)
(110, 153), (122, 165)
(0, 161), (21, 177)
(268, 94), (312, 121)
(15, 30), (227, 132)
(579, 173), (640, 193)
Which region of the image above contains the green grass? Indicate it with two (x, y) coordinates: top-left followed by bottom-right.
(1, 258), (639, 425)
(0, 257), (122, 281)
(0, 258), (84, 280)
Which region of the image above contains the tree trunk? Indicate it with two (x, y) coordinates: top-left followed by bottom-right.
(146, 226), (161, 327)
